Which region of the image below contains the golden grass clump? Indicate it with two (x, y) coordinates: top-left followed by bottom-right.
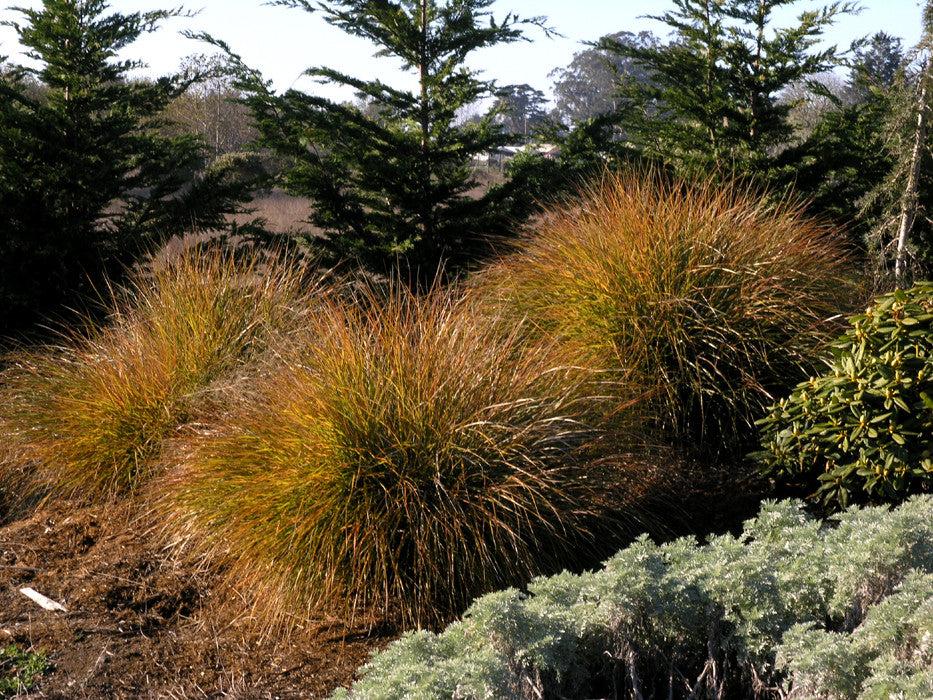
(474, 169), (859, 457)
(0, 245), (316, 502)
(157, 282), (627, 629)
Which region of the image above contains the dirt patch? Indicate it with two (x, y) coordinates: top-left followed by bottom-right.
(0, 457), (771, 698)
(0, 501), (393, 698)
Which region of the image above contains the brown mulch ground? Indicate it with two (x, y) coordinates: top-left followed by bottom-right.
(0, 458), (773, 699)
(0, 501), (394, 699)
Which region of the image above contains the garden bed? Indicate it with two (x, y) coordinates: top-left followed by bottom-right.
(0, 500), (393, 698)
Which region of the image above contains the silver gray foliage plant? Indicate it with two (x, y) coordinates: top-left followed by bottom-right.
(333, 496), (933, 699)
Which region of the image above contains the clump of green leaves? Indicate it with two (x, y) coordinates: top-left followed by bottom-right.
(333, 496), (933, 699)
(756, 283), (933, 510)
(0, 644), (50, 698)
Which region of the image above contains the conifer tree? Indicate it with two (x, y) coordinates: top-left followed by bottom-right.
(0, 0), (258, 335)
(208, 0), (547, 283)
(755, 32), (902, 252)
(860, 2), (933, 285)
(604, 0), (855, 178)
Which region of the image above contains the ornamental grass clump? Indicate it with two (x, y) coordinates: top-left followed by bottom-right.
(158, 282), (634, 629)
(756, 283), (933, 510)
(0, 246), (314, 501)
(475, 169), (857, 458)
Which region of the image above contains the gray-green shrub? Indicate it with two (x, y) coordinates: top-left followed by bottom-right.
(756, 283), (933, 510)
(333, 496), (933, 699)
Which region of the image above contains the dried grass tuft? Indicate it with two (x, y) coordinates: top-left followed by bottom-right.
(156, 281), (635, 629)
(0, 245), (318, 502)
(474, 168), (860, 457)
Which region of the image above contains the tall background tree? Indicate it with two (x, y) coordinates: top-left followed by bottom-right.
(603, 0), (856, 179)
(549, 30), (657, 126)
(504, 31), (657, 209)
(859, 4), (933, 285)
(849, 31), (905, 101)
(0, 0), (259, 336)
(161, 53), (258, 157)
(491, 83), (547, 143)
(207, 0), (548, 284)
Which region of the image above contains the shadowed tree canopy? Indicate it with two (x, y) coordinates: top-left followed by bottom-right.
(849, 31), (906, 99)
(858, 2), (933, 284)
(0, 0), (259, 336)
(775, 34), (904, 243)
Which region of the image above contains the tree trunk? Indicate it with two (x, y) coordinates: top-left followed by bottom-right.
(418, 0), (431, 247)
(704, 0), (719, 162)
(895, 54), (931, 282)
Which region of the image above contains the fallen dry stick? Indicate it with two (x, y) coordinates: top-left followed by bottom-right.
(19, 586), (68, 612)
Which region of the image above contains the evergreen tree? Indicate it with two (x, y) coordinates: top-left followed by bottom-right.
(777, 95), (892, 242)
(848, 31), (905, 101)
(206, 0), (547, 283)
(860, 3), (933, 285)
(776, 33), (904, 251)
(491, 83), (547, 143)
(603, 0), (856, 178)
(550, 30), (657, 126)
(0, 0), (259, 335)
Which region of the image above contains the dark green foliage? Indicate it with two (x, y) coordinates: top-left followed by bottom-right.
(207, 0), (546, 284)
(772, 32), (905, 255)
(0, 0), (260, 336)
(848, 32), (905, 99)
(602, 0), (855, 179)
(0, 644), (50, 698)
(504, 112), (644, 210)
(858, 5), (933, 284)
(777, 96), (894, 243)
(757, 284), (933, 510)
(333, 497), (933, 699)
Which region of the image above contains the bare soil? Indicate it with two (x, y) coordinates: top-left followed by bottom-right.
(0, 501), (393, 699)
(0, 458), (771, 699)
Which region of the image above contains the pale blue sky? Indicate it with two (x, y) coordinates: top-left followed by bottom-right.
(0, 1), (926, 101)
